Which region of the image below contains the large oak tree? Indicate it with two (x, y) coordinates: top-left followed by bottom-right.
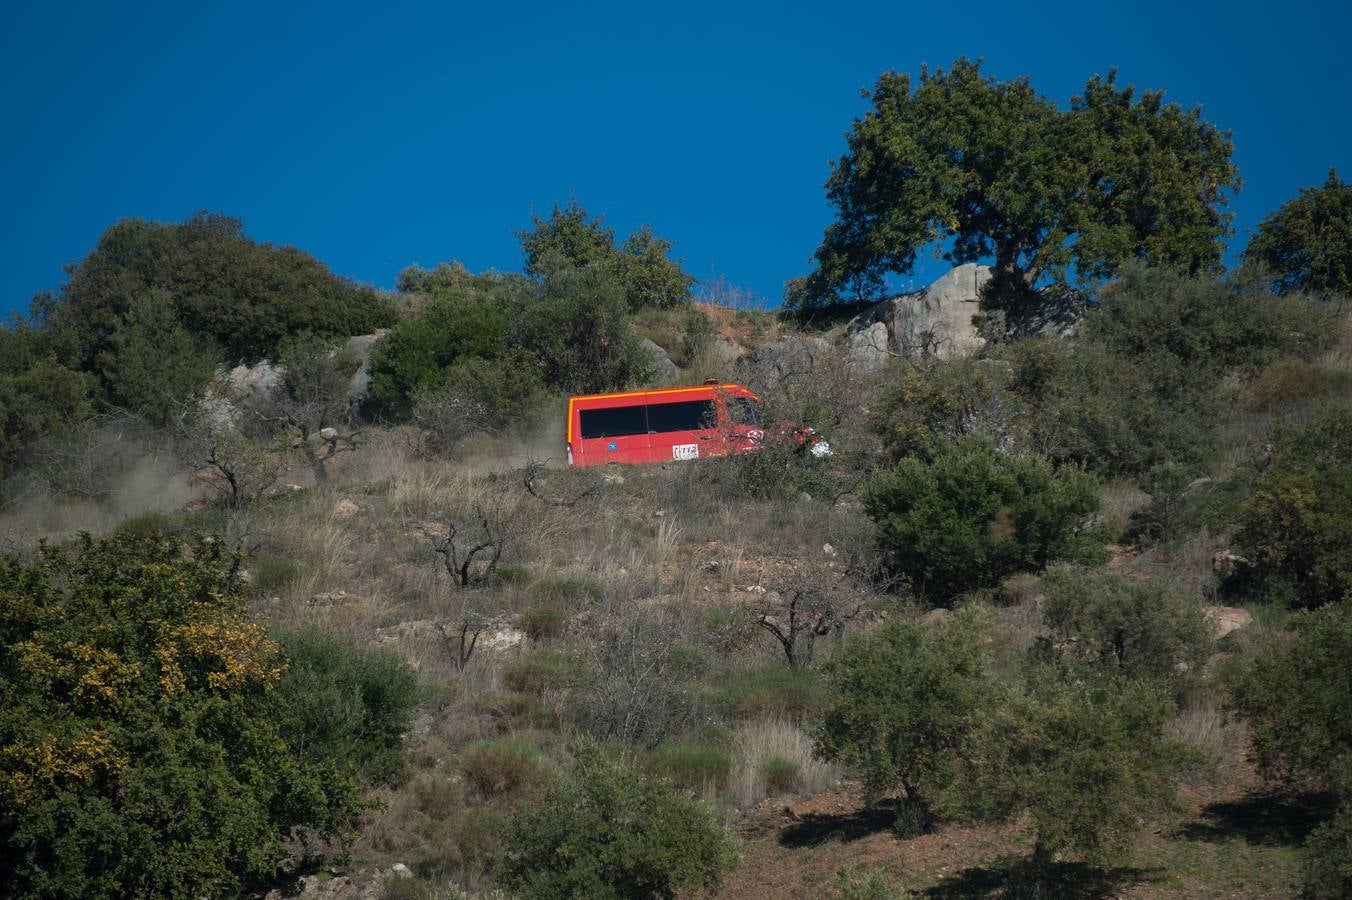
(790, 59), (1239, 308)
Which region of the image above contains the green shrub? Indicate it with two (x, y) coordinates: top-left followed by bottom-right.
(456, 738), (552, 802)
(1231, 408), (1352, 608)
(1302, 784), (1352, 899)
(1227, 602), (1352, 790)
(1241, 359), (1352, 414)
(529, 572), (604, 605)
(273, 625), (420, 786)
(865, 440), (1101, 604)
(0, 533), (365, 897)
(996, 337), (1218, 478)
(872, 357), (1023, 462)
(1085, 265), (1337, 373)
(716, 665), (829, 720)
(111, 509), (178, 541)
(252, 553), (303, 593)
(501, 651), (578, 696)
(496, 742), (738, 899)
(52, 212), (395, 367)
(645, 742), (733, 792)
(518, 604), (569, 643)
(368, 286), (517, 413)
(1034, 564), (1212, 688)
(816, 608), (995, 827)
(758, 755), (800, 795)
(680, 305), (716, 364)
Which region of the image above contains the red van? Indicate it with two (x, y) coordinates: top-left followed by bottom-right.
(567, 382), (767, 467)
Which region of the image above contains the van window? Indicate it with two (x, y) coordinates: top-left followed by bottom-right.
(730, 397), (762, 426)
(646, 399), (716, 433)
(580, 405), (648, 439)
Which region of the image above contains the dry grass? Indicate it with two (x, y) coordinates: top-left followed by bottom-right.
(730, 717), (841, 809)
(1165, 695), (1247, 785)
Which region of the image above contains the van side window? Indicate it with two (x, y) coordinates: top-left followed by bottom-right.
(730, 397), (762, 426)
(580, 406), (648, 438)
(646, 399), (716, 433)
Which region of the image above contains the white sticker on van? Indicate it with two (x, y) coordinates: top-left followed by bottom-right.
(672, 443), (699, 460)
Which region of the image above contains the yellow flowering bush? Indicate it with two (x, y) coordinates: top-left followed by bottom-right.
(0, 532), (374, 897)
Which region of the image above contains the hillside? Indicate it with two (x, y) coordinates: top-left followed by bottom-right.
(4, 69), (1352, 898)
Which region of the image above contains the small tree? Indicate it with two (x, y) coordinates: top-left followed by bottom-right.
(518, 200), (696, 310)
(1245, 168), (1352, 299)
(951, 677), (1188, 878)
(171, 407), (284, 509)
(815, 608), (995, 829)
(754, 586), (862, 670)
(267, 336), (361, 483)
(497, 742), (738, 899)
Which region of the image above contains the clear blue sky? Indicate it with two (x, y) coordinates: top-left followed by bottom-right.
(3, 0), (1349, 317)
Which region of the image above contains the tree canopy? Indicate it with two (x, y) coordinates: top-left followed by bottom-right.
(1245, 169), (1352, 298)
(790, 59), (1239, 308)
(518, 200), (696, 309)
(47, 211), (395, 370)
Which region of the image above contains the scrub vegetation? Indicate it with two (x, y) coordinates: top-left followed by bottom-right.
(3, 59), (1352, 899)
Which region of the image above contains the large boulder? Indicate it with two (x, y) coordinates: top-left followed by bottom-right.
(640, 337), (680, 379)
(888, 263), (991, 359)
(222, 359), (282, 406)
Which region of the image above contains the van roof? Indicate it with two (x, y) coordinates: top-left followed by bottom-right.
(567, 383), (755, 404)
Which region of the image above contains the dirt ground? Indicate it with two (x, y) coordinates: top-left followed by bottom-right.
(714, 751), (1307, 899)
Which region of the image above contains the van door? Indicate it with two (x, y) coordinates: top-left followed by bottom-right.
(576, 403), (650, 466)
(645, 396), (720, 463)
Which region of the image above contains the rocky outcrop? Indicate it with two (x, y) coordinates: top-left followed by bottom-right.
(345, 329), (389, 399)
(839, 264), (1088, 364)
(736, 334), (832, 390)
(640, 337), (680, 379)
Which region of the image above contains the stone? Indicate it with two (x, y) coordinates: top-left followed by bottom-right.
(223, 359), (282, 405)
(1212, 549), (1248, 575)
(707, 334), (746, 369)
(310, 590), (349, 606)
(640, 337), (680, 379)
(888, 264), (991, 360)
(919, 608), (952, 627)
(1203, 606), (1253, 640)
(390, 863), (412, 878)
(845, 320), (890, 372)
(333, 498), (360, 518)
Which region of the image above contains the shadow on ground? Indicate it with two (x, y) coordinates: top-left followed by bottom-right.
(1176, 791), (1334, 846)
(924, 857), (1161, 899)
(777, 799), (902, 847)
